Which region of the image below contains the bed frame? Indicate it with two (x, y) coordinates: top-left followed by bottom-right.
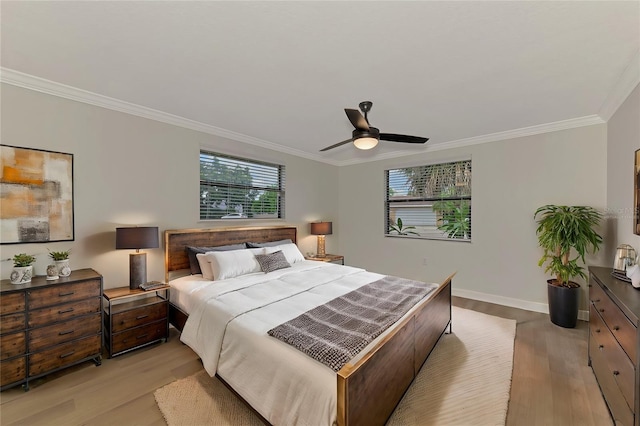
(164, 225), (452, 426)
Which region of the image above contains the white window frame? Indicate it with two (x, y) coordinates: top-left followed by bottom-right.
(199, 150), (285, 220)
(385, 158), (472, 241)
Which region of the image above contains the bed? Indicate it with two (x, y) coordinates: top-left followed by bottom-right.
(164, 226), (453, 426)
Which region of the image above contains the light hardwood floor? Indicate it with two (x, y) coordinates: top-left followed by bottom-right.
(0, 297), (613, 426)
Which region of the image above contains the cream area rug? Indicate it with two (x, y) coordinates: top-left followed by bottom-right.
(154, 307), (516, 426)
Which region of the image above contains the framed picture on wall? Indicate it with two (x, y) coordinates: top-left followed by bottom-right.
(635, 149), (639, 236)
(0, 144), (74, 244)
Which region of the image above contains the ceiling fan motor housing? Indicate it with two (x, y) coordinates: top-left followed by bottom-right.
(353, 127), (380, 140)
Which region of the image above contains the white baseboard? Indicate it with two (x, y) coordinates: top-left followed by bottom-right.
(452, 288), (589, 322)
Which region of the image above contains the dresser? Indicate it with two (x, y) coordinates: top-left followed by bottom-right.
(0, 269), (103, 391)
(589, 266), (640, 426)
(103, 285), (169, 357)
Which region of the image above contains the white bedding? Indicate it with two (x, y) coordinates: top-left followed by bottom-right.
(174, 261), (422, 426)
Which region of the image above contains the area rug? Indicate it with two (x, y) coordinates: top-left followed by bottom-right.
(154, 307), (516, 426)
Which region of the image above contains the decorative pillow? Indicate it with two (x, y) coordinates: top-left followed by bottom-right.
(246, 239), (293, 248)
(264, 243), (306, 264)
(186, 244), (247, 274)
(206, 248), (264, 281)
(255, 250), (291, 273)
(196, 253), (215, 280)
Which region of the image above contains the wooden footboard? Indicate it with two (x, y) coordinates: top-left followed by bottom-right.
(336, 273), (453, 426)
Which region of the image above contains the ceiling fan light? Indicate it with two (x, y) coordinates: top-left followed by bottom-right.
(353, 137), (378, 150)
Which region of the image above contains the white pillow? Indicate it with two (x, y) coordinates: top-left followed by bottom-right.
(196, 253), (215, 280)
(206, 248), (264, 280)
(265, 243), (305, 264)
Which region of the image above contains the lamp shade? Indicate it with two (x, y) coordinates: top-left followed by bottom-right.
(116, 227), (159, 250)
(310, 222), (332, 236)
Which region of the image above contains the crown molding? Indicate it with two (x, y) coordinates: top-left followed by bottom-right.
(334, 114), (605, 166)
(598, 49), (640, 121)
(1, 67), (605, 168)
(0, 67), (335, 165)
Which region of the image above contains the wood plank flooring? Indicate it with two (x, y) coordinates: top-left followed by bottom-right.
(0, 297), (613, 426)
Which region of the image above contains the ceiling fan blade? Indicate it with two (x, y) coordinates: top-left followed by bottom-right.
(379, 133), (429, 144)
(320, 138), (353, 152)
(345, 109), (369, 131)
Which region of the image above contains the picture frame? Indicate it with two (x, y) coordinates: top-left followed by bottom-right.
(635, 149), (640, 236)
(0, 144), (75, 244)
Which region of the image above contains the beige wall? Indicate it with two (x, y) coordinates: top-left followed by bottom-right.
(3, 81), (635, 315)
(337, 125), (608, 313)
(0, 84), (340, 288)
(606, 84), (640, 259)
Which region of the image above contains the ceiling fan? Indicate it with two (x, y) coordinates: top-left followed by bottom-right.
(320, 101), (429, 152)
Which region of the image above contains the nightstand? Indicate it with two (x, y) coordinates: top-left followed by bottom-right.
(103, 285), (169, 357)
(305, 254), (344, 265)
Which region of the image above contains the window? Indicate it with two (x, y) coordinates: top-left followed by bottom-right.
(385, 159), (471, 240)
(200, 151), (285, 220)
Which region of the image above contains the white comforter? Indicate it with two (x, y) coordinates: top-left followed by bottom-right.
(179, 260), (386, 426)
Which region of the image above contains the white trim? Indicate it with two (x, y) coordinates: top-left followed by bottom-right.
(452, 287), (589, 321)
(0, 67), (328, 164)
(335, 115), (605, 166)
(0, 67), (606, 168)
(598, 49), (640, 121)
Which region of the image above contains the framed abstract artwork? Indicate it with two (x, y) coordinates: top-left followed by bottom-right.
(635, 149), (640, 236)
(0, 145), (74, 244)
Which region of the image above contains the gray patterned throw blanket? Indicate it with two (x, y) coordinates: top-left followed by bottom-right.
(267, 276), (437, 372)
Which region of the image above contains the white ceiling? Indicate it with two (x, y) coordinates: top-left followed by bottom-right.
(1, 1), (639, 165)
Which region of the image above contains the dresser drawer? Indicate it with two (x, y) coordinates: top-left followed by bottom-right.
(590, 282), (637, 363)
(0, 292), (25, 314)
(111, 320), (166, 354)
(28, 280), (101, 310)
(590, 331), (635, 426)
(29, 334), (101, 376)
(29, 314), (101, 352)
(1, 357), (26, 387)
(0, 331), (26, 360)
(0, 312), (25, 334)
(29, 298), (100, 328)
(111, 302), (167, 333)
(590, 306), (636, 413)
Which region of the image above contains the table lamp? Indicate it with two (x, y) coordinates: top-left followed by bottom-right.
(310, 221), (332, 257)
(116, 226), (159, 289)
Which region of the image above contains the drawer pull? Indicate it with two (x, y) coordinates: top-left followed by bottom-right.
(595, 328), (601, 333)
(599, 345), (604, 351)
(59, 291), (75, 297)
(613, 370), (620, 376)
(58, 329), (75, 336)
(613, 326), (620, 331)
(136, 333), (149, 340)
(599, 309), (605, 313)
(58, 308), (75, 314)
(59, 350), (75, 359)
(136, 314), (149, 320)
(592, 298), (600, 303)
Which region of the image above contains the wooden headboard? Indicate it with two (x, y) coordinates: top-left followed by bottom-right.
(164, 226), (298, 282)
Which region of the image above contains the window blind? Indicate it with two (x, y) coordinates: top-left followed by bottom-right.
(200, 151), (285, 220)
(386, 159), (471, 240)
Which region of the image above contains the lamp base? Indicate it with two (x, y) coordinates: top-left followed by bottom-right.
(129, 252), (147, 290)
(316, 235), (326, 257)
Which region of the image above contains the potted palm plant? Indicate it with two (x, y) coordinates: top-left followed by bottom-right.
(534, 205), (603, 328)
(10, 253), (36, 284)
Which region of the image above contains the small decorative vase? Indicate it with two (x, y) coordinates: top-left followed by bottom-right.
(56, 259), (71, 277)
(46, 264), (60, 280)
(10, 266), (33, 285)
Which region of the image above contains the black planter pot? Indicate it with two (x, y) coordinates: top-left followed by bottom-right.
(547, 280), (579, 328)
